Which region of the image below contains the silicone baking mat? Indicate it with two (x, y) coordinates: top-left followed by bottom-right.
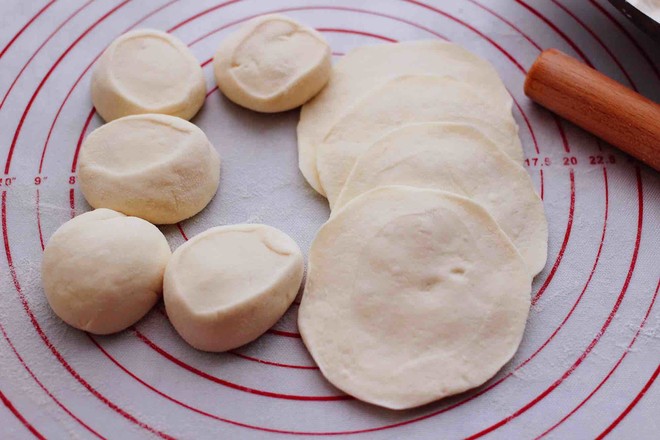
(0, 1), (658, 438)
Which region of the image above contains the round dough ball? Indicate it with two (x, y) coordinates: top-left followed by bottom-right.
(213, 14), (331, 113)
(335, 123), (548, 277)
(78, 114), (221, 225)
(316, 75), (523, 205)
(164, 224), (304, 352)
(92, 29), (205, 122)
(299, 186), (531, 410)
(298, 40), (514, 195)
(42, 209), (171, 335)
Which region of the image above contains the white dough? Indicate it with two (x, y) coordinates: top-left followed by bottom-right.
(92, 29), (205, 122)
(164, 224), (304, 352)
(78, 114), (221, 225)
(316, 75), (523, 205)
(298, 40), (514, 195)
(299, 187), (531, 410)
(214, 14), (331, 113)
(335, 123), (547, 277)
(42, 209), (171, 335)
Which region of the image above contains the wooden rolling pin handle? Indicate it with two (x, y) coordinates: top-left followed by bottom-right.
(524, 49), (660, 171)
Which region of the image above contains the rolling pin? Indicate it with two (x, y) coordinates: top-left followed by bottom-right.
(524, 49), (660, 171)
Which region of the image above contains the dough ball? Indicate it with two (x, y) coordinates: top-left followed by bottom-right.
(335, 122), (548, 277)
(78, 114), (221, 225)
(298, 40), (513, 195)
(316, 75), (523, 204)
(92, 29), (205, 122)
(164, 224), (304, 352)
(213, 14), (331, 113)
(42, 209), (171, 335)
(299, 186), (531, 410)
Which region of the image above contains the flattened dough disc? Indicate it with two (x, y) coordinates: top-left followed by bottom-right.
(316, 75), (523, 205)
(335, 123), (547, 276)
(299, 186), (531, 410)
(298, 40), (513, 195)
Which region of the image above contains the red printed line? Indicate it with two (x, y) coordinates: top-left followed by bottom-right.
(0, 323), (105, 439)
(468, 0), (542, 51)
(551, 0), (636, 90)
(513, 0), (592, 67)
(176, 223), (188, 241)
(0, 0), (55, 60)
(538, 278), (659, 438)
(316, 28), (396, 42)
(267, 329), (302, 339)
(597, 363), (660, 439)
(5, 0), (131, 175)
(465, 167), (643, 439)
(167, 0), (242, 32)
(539, 169), (544, 200)
(0, 389), (45, 440)
(0, 1), (92, 110)
(588, 0), (660, 81)
(230, 352), (318, 370)
(69, 109), (95, 173)
(133, 329), (347, 401)
(533, 169), (575, 305)
(2, 191), (174, 440)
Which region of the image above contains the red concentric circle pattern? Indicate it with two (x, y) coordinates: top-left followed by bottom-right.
(0, 1), (658, 438)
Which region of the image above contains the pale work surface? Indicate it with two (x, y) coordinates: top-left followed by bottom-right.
(0, 1), (658, 439)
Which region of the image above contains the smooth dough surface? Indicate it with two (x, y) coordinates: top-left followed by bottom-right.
(214, 14), (331, 112)
(316, 75), (523, 205)
(42, 209), (171, 335)
(299, 187), (531, 410)
(78, 114), (221, 225)
(298, 40), (514, 195)
(92, 29), (205, 121)
(164, 224), (304, 352)
(335, 123), (547, 276)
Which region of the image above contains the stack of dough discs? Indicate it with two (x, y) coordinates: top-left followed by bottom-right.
(316, 75), (523, 205)
(335, 122), (547, 277)
(298, 40), (514, 195)
(42, 209), (171, 335)
(299, 186), (531, 410)
(164, 224), (304, 352)
(78, 114), (221, 225)
(92, 29), (206, 121)
(213, 14), (331, 113)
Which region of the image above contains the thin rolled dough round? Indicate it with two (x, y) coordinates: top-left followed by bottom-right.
(92, 29), (205, 121)
(214, 14), (331, 112)
(78, 114), (221, 225)
(298, 40), (514, 195)
(164, 224), (304, 352)
(335, 123), (547, 277)
(299, 186), (531, 410)
(316, 75), (523, 205)
(42, 209), (171, 335)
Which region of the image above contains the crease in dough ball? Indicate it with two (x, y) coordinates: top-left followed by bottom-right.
(297, 40), (514, 196)
(164, 224), (304, 352)
(315, 75), (523, 205)
(213, 14), (331, 112)
(299, 186), (531, 410)
(92, 29), (206, 121)
(78, 114), (221, 225)
(335, 122), (548, 277)
(41, 208), (171, 335)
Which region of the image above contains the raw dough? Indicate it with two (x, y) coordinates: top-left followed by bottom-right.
(299, 186), (531, 410)
(92, 29), (206, 121)
(213, 14), (331, 112)
(42, 209), (171, 335)
(78, 114), (221, 225)
(164, 224), (304, 352)
(298, 40), (514, 195)
(335, 123), (547, 277)
(316, 75), (523, 205)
